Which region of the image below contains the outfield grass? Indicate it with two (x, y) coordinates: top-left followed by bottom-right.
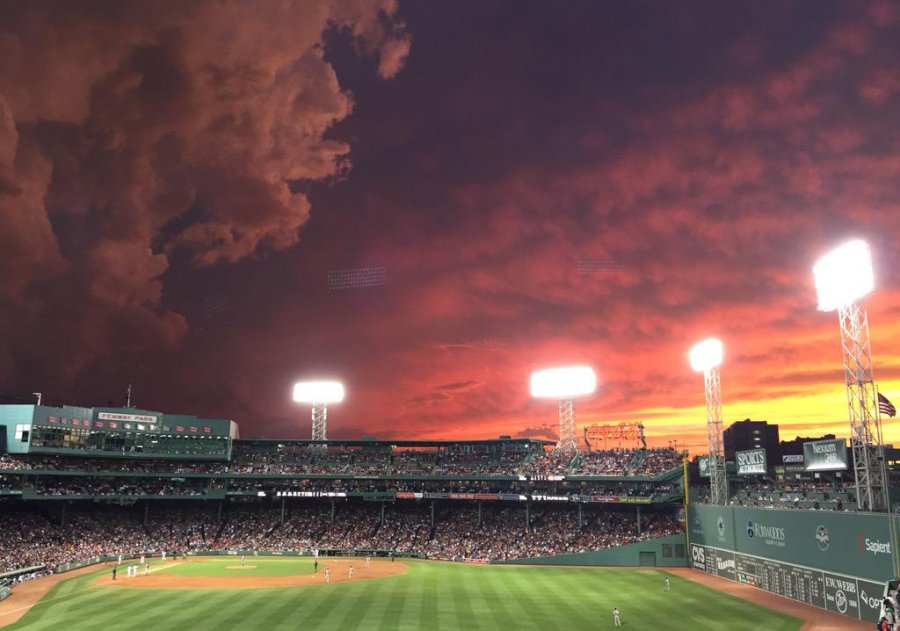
(5, 559), (802, 630)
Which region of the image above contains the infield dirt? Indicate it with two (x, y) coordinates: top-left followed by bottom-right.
(93, 559), (408, 590)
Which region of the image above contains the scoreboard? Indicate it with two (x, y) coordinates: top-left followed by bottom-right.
(691, 543), (884, 622)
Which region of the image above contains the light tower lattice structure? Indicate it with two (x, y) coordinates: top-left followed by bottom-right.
(557, 398), (578, 452)
(530, 366), (597, 453)
(690, 338), (727, 506)
(814, 240), (887, 512)
(292, 381), (345, 446)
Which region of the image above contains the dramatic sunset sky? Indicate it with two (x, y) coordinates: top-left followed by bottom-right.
(2, 0), (900, 453)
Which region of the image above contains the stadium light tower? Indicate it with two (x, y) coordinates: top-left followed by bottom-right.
(689, 338), (727, 506)
(814, 239), (887, 512)
(292, 381), (345, 444)
(530, 366), (597, 452)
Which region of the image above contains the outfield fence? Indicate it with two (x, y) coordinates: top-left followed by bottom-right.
(688, 504), (894, 623)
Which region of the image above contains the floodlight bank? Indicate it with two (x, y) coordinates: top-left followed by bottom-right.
(530, 366), (597, 399)
(292, 381), (345, 404)
(813, 239), (874, 312)
(689, 338), (724, 373)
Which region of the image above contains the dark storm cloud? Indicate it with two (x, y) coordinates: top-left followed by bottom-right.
(0, 0), (409, 388)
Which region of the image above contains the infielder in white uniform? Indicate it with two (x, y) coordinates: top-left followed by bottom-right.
(324, 568), (331, 583)
(365, 556), (371, 568)
(348, 565), (354, 579)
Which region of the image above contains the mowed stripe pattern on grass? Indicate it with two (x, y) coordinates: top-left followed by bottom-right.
(5, 560), (802, 630)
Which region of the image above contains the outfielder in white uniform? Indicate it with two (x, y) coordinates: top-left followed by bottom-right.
(613, 608), (621, 627)
(664, 577), (670, 592)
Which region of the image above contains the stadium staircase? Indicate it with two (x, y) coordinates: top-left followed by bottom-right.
(568, 453), (585, 472)
(626, 450), (644, 475)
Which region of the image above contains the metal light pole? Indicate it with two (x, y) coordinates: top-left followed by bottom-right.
(690, 338), (727, 506)
(531, 366), (597, 453)
(814, 240), (887, 512)
(293, 381), (345, 446)
(557, 398), (578, 452)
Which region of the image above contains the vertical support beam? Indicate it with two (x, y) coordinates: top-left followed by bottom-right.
(144, 501), (149, 526)
(330, 499), (336, 525)
(578, 503), (583, 528)
(431, 500), (435, 529)
(311, 403), (328, 444)
(61, 503), (66, 527)
(556, 398), (578, 452)
(381, 502), (385, 527)
(704, 365), (728, 505)
(525, 500), (531, 533)
(636, 505), (641, 535)
(837, 303), (887, 512)
(477, 501), (482, 527)
(281, 498), (286, 524)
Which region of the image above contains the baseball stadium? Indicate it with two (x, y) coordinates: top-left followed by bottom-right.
(0, 396), (896, 630)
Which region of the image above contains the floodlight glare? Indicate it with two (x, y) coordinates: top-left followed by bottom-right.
(813, 239), (874, 312)
(689, 338), (724, 373)
(292, 381), (345, 404)
(530, 366), (597, 399)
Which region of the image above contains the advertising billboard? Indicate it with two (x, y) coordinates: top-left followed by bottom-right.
(803, 439), (848, 472)
(735, 448), (767, 475)
(698, 456), (710, 477)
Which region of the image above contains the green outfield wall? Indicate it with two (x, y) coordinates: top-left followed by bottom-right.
(496, 533), (687, 567)
(688, 504), (896, 623)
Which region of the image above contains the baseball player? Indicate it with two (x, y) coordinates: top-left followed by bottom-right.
(365, 556), (371, 568)
(161, 550), (166, 562)
(324, 567), (331, 583)
(664, 577), (670, 592)
(117, 554), (123, 565)
(241, 555), (245, 567)
(612, 608), (621, 627)
(144, 562), (149, 576)
(112, 566), (117, 581)
(348, 565), (354, 579)
(314, 560), (318, 573)
(139, 554), (145, 567)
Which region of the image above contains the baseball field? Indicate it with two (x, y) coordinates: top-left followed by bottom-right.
(1, 557), (801, 630)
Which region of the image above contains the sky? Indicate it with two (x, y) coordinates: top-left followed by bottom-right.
(2, 0), (900, 454)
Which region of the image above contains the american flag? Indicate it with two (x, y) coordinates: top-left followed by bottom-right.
(879, 392), (896, 418)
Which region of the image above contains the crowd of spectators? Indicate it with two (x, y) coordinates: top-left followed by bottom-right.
(0, 446), (680, 479)
(0, 500), (681, 577)
(424, 507), (679, 561)
(569, 448), (681, 476)
(723, 480), (856, 511)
